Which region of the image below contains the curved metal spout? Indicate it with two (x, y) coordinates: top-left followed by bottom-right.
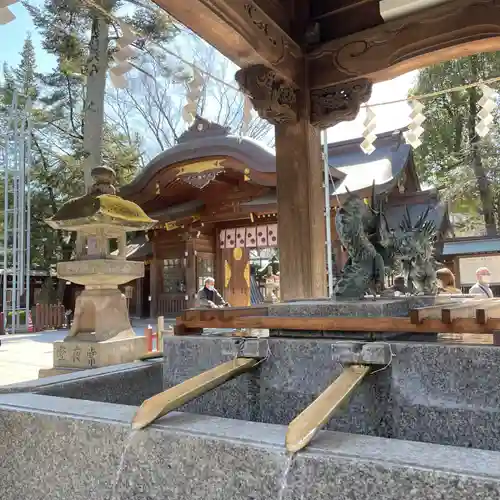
(285, 365), (371, 453)
(132, 357), (259, 430)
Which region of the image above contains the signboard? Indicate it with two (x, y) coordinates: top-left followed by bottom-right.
(459, 255), (500, 285)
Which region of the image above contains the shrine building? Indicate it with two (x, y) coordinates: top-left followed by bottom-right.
(119, 116), (452, 317)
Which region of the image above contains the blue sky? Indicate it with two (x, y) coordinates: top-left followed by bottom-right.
(1, 1), (56, 72)
(1, 1), (417, 143)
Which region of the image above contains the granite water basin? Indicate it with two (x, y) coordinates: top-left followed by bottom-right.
(2, 336), (500, 499)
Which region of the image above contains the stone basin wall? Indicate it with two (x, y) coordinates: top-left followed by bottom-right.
(3, 335), (499, 453)
(163, 336), (500, 452)
(0, 361), (162, 405)
(2, 335), (500, 499)
(1, 393), (500, 500)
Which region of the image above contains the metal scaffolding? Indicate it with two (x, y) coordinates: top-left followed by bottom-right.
(0, 92), (32, 334)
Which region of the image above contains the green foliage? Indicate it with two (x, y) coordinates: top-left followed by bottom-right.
(0, 32), (145, 269)
(411, 54), (500, 235)
(1, 0), (180, 272)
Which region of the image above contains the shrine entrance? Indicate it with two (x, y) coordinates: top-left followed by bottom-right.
(150, 0), (500, 301)
(218, 223), (278, 307)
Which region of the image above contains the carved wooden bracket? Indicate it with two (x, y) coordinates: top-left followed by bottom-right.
(310, 79), (372, 129)
(235, 64), (299, 125)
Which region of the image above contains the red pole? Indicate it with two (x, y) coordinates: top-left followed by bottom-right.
(145, 325), (153, 352)
(152, 329), (158, 351)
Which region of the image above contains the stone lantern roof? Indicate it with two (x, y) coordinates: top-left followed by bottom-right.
(46, 166), (156, 235)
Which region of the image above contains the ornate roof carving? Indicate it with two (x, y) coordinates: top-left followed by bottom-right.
(177, 116), (230, 144)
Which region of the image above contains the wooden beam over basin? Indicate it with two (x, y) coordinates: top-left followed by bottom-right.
(176, 314), (500, 335)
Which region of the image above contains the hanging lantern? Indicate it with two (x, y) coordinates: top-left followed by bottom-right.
(475, 84), (497, 138)
(360, 107), (377, 155)
(403, 100), (426, 148)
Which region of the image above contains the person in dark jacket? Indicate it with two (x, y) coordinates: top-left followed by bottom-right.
(197, 277), (229, 308)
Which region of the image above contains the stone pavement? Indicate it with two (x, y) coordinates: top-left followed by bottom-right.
(0, 318), (175, 387)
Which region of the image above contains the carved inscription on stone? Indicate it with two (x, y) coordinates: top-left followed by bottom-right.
(311, 79), (372, 129)
(58, 260), (143, 276)
(235, 64), (298, 125)
(56, 344), (67, 362)
(87, 346), (97, 367)
(72, 345), (81, 363)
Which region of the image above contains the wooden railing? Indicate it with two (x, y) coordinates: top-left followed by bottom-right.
(175, 299), (500, 337)
(157, 294), (186, 317)
(32, 303), (66, 332)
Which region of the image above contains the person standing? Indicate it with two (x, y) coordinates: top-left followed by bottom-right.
(436, 268), (461, 294)
(469, 267), (494, 297)
(197, 277), (229, 308)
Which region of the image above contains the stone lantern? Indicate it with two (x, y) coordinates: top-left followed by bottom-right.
(39, 166), (157, 377)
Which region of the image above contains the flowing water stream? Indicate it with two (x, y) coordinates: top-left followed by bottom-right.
(277, 453), (296, 500)
(110, 429), (141, 500)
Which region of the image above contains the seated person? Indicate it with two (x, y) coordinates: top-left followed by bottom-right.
(382, 276), (407, 296)
(197, 277), (229, 308)
(436, 268), (461, 294)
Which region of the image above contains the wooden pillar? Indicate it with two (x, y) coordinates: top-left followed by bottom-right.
(135, 277), (142, 318)
(150, 258), (160, 318)
(275, 117), (326, 299)
(235, 64), (372, 300)
(185, 238), (197, 308)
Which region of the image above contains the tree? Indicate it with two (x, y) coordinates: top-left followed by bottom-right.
(0, 35), (142, 271)
(25, 0), (179, 189)
(411, 54), (500, 236)
(105, 33), (273, 163)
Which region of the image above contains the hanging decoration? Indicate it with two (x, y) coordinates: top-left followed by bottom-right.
(220, 225), (278, 249)
(108, 21), (137, 89)
(0, 0), (16, 24)
(360, 107), (377, 155)
(241, 95), (254, 136)
(182, 69), (204, 124)
(475, 84), (497, 138)
(403, 100), (426, 149)
(7, 0), (500, 154)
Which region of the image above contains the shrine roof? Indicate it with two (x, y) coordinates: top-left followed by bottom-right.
(111, 233), (152, 260)
(120, 116), (276, 197)
(328, 130), (417, 198)
(442, 237), (500, 256)
(385, 198), (449, 233)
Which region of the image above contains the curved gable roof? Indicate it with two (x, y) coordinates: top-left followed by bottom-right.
(120, 116), (275, 196)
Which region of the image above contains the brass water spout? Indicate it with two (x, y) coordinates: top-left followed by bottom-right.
(285, 364), (371, 453)
(132, 357), (260, 430)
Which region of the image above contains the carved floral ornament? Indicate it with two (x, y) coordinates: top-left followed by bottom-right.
(310, 79), (372, 129)
(235, 64), (373, 129)
(235, 65), (298, 125)
(175, 159), (224, 190)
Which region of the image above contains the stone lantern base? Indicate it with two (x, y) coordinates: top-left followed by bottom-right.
(39, 287), (146, 378)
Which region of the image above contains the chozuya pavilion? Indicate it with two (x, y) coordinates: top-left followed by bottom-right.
(4, 2), (500, 500)
(147, 0), (500, 302)
(120, 117), (452, 316)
